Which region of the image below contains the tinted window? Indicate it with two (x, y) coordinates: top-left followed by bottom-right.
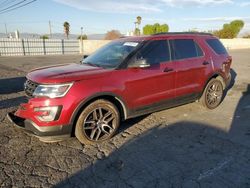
(171, 39), (203, 60)
(206, 39), (228, 55)
(137, 40), (170, 65)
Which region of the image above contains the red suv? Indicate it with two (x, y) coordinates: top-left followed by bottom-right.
(8, 32), (232, 144)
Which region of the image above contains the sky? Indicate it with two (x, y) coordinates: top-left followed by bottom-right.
(0, 0), (250, 35)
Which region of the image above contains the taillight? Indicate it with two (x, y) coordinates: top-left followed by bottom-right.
(227, 56), (232, 65)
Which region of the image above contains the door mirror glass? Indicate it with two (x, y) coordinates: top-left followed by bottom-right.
(128, 59), (150, 68)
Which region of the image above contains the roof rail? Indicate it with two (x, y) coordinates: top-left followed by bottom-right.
(152, 32), (213, 36)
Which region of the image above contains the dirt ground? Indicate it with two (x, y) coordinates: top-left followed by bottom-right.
(0, 49), (250, 187)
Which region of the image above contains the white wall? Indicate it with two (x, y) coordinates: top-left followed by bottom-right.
(0, 38), (249, 56)
(80, 40), (110, 55)
(220, 39), (250, 50)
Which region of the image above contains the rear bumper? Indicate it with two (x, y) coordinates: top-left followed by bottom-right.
(7, 112), (72, 142)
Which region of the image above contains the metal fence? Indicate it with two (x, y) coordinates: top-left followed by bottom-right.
(0, 38), (79, 56)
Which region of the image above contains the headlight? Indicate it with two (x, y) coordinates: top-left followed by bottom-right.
(33, 83), (73, 98)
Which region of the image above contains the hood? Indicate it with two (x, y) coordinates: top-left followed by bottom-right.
(27, 63), (112, 84)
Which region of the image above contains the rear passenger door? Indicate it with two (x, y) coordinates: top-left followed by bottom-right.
(170, 38), (210, 98)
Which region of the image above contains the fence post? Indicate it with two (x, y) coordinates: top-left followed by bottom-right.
(62, 39), (64, 55)
(42, 39), (46, 55)
(79, 39), (84, 54)
(21, 39), (26, 56)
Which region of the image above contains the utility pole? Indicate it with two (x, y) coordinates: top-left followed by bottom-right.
(134, 22), (137, 36)
(80, 27), (83, 54)
(4, 23), (8, 37)
(49, 21), (52, 38)
(81, 27), (83, 39)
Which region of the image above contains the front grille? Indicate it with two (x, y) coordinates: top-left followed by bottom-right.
(24, 80), (39, 97)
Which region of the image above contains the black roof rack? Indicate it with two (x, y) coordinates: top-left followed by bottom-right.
(152, 32), (213, 36)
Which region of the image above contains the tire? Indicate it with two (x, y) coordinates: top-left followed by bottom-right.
(200, 78), (224, 109)
(75, 99), (120, 145)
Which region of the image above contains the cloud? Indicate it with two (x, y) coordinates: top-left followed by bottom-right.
(53, 0), (162, 13)
(239, 2), (250, 7)
(183, 16), (250, 22)
(53, 0), (234, 13)
(162, 0), (234, 7)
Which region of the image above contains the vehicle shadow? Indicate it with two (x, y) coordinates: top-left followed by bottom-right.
(55, 84), (250, 187)
(117, 115), (149, 134)
(0, 96), (27, 110)
(0, 77), (26, 94)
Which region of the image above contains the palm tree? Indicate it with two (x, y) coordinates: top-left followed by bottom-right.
(137, 16), (142, 26)
(134, 16), (142, 36)
(63, 21), (70, 39)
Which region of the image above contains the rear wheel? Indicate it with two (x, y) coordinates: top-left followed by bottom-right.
(75, 99), (120, 145)
(200, 78), (224, 109)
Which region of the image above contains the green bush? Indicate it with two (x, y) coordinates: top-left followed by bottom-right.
(78, 34), (88, 40)
(40, 35), (49, 39)
(143, 23), (169, 35)
(213, 20), (244, 39)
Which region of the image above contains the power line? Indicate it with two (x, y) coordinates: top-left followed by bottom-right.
(0, 0), (18, 8)
(0, 0), (28, 12)
(0, 0), (37, 14)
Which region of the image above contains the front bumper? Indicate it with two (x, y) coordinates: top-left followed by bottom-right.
(7, 112), (72, 142)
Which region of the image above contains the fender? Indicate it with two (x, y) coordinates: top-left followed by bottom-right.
(69, 92), (129, 125)
(201, 71), (227, 96)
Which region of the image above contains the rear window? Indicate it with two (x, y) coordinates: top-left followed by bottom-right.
(206, 39), (228, 55)
(170, 39), (204, 60)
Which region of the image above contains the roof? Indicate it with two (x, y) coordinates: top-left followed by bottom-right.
(152, 32), (213, 36)
(119, 32), (214, 42)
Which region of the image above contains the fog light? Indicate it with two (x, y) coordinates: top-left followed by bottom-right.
(34, 106), (61, 122)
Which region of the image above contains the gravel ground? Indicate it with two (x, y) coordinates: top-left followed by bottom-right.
(0, 50), (250, 187)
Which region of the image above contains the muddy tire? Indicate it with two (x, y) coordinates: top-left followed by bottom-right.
(75, 99), (120, 145)
(200, 78), (224, 109)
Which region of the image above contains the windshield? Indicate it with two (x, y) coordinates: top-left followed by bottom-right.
(82, 40), (141, 69)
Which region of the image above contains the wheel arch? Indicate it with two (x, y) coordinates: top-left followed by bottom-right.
(201, 72), (226, 98)
(69, 92), (128, 136)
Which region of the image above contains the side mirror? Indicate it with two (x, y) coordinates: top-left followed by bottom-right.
(80, 55), (89, 63)
(83, 55), (89, 59)
(128, 59), (150, 68)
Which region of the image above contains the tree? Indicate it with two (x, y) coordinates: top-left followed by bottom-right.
(134, 28), (140, 36)
(137, 16), (142, 25)
(213, 20), (244, 39)
(143, 23), (169, 35)
(40, 35), (49, 39)
(77, 34), (88, 40)
(63, 21), (70, 39)
(104, 30), (122, 40)
(134, 16), (142, 36)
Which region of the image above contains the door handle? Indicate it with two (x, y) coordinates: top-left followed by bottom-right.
(202, 61), (209, 65)
(163, 67), (174, 72)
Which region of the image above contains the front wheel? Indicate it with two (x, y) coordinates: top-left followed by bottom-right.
(200, 78), (224, 109)
(75, 99), (120, 145)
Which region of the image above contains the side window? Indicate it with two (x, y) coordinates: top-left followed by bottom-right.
(170, 39), (203, 60)
(206, 39), (228, 55)
(136, 40), (170, 65)
(195, 42), (204, 57)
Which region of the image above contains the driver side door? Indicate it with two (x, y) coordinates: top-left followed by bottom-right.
(124, 39), (176, 113)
